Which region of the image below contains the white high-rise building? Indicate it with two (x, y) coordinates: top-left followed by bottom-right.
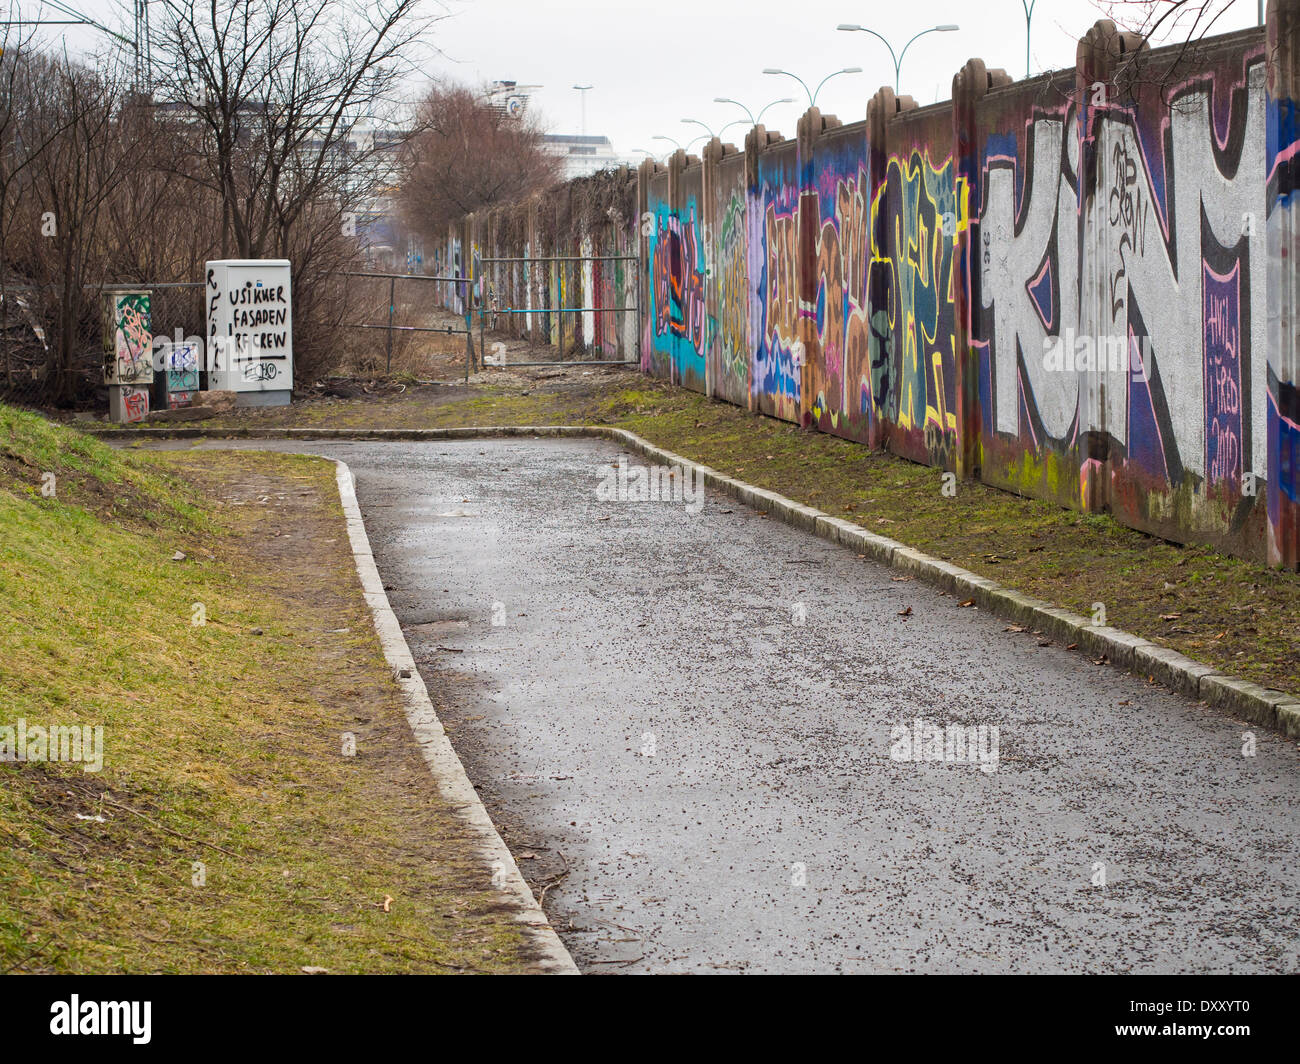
(542, 134), (630, 180)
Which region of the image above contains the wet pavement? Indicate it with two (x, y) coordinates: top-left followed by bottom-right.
(148, 437), (1300, 973)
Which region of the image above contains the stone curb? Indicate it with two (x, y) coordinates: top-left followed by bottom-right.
(100, 422), (1299, 738)
(332, 460), (579, 975)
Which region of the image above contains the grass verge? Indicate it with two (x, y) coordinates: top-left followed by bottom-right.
(1, 404), (542, 973)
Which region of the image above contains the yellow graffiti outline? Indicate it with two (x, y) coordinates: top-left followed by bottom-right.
(895, 150), (962, 434)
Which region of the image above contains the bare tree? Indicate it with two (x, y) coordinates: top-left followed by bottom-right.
(400, 82), (562, 241)
(1099, 0), (1242, 44)
(1083, 0), (1267, 108)
(1, 0), (439, 401)
(143, 0), (436, 377)
(20, 53), (140, 402)
(0, 26), (79, 392)
(150, 0), (433, 260)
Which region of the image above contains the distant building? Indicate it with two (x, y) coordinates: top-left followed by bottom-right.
(542, 134), (630, 180)
(483, 80), (542, 120)
(482, 81), (631, 180)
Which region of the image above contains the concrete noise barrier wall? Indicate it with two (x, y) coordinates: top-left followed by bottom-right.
(435, 8), (1300, 569)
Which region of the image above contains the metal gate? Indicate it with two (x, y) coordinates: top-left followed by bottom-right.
(471, 253), (640, 368)
(339, 271), (476, 381)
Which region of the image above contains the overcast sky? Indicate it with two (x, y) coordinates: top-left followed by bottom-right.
(35, 0), (1262, 156)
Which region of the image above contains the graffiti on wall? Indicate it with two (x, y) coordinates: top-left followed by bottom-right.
(1204, 259), (1243, 491)
(979, 110), (1082, 451)
(715, 188), (750, 401)
(977, 59), (1267, 517)
(809, 156), (872, 436)
(649, 200), (711, 386)
(732, 139), (959, 454)
(753, 163), (800, 419)
(1266, 88), (1300, 563)
(871, 148), (962, 465)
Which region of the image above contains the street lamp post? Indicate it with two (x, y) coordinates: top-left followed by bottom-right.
(651, 134), (709, 155)
(762, 67), (863, 110)
(573, 84), (593, 136)
(714, 96), (796, 129)
(681, 117), (718, 141)
(835, 23), (959, 95)
(1020, 2), (1037, 78)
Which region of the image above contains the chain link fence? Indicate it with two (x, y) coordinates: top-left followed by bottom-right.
(0, 282), (207, 411)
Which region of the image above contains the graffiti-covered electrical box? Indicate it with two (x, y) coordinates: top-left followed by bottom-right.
(104, 289), (152, 424)
(104, 290), (152, 387)
(163, 340), (200, 409)
(205, 259), (293, 406)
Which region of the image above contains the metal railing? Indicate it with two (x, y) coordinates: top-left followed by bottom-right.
(337, 271), (475, 380)
(472, 253), (640, 368)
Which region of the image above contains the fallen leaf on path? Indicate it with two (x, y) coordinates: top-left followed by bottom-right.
(898, 606), (912, 617)
(958, 599), (974, 608)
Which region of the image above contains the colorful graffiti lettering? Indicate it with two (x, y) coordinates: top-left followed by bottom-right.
(166, 342), (200, 394)
(753, 161), (800, 420)
(978, 58), (1266, 537)
(1204, 261), (1243, 489)
(871, 148), (961, 464)
(648, 201), (711, 387)
(808, 159), (872, 434)
(715, 189), (750, 401)
(122, 386), (148, 423)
